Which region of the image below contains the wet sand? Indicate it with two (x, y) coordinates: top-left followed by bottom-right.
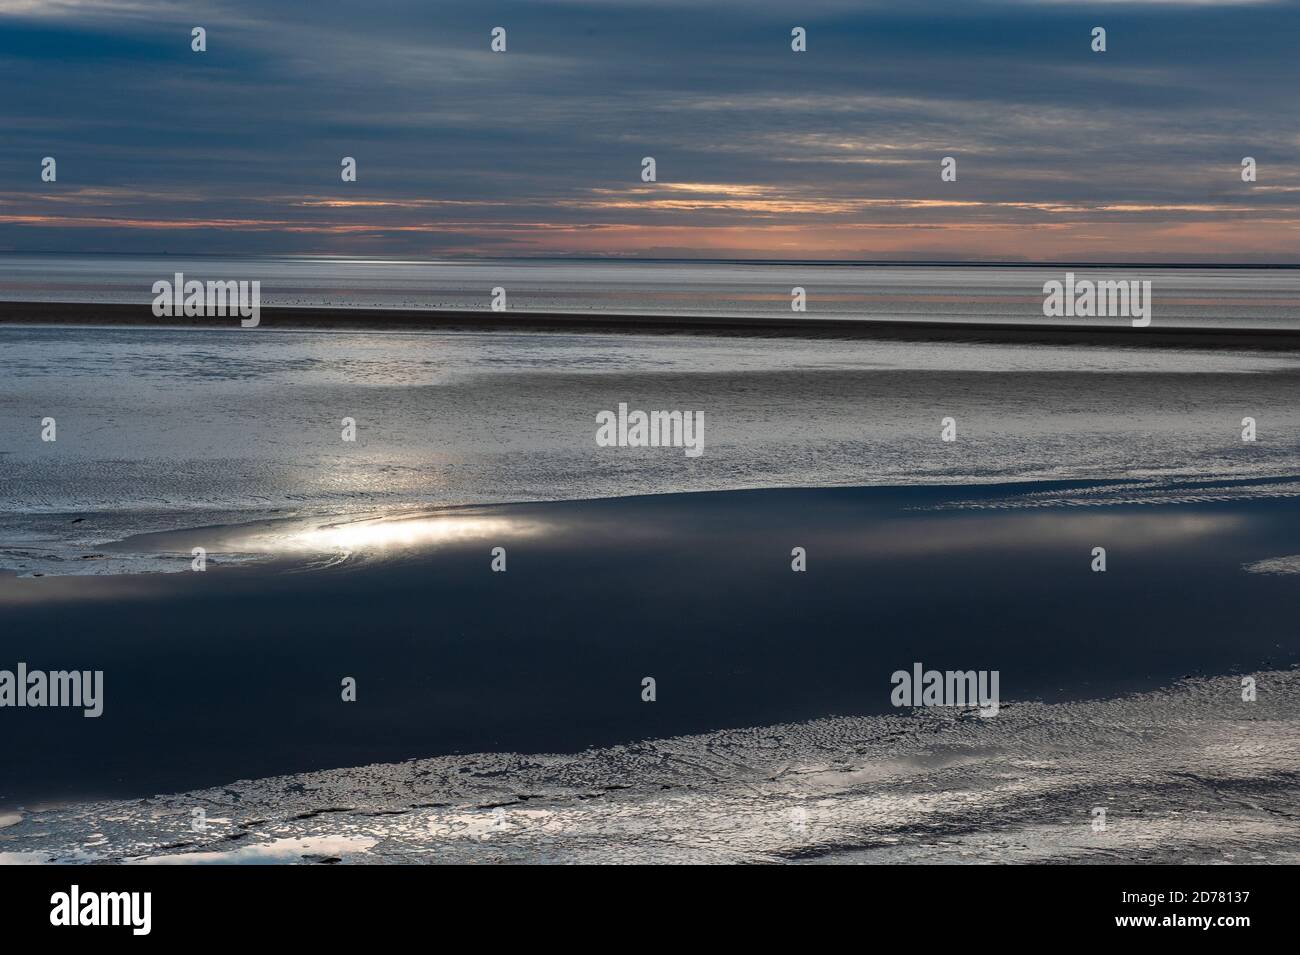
(3, 667), (1298, 864)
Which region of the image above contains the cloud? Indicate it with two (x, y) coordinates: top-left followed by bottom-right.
(1, 0), (1297, 259)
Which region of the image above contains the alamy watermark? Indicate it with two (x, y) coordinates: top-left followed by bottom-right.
(50, 886), (150, 935)
(0, 662), (103, 717)
(596, 402), (704, 457)
(1042, 272), (1151, 327)
(891, 662), (999, 717)
(152, 272), (261, 327)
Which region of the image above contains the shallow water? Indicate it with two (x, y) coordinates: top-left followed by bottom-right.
(3, 482), (1299, 809)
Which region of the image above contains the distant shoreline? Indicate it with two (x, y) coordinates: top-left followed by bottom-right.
(4, 251), (1300, 268)
(4, 299), (1300, 349)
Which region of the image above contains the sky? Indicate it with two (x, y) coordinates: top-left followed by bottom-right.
(1, 0), (1299, 262)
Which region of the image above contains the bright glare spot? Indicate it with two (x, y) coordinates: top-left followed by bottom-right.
(231, 514), (538, 557)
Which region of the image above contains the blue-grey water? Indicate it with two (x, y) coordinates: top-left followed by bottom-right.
(3, 254), (1299, 328)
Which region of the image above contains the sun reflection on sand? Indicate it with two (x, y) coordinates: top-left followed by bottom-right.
(226, 511), (546, 556)
(229, 513), (545, 557)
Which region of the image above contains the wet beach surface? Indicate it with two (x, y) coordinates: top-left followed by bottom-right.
(3, 656), (1298, 864)
(3, 480), (1299, 810)
(3, 321), (1300, 861)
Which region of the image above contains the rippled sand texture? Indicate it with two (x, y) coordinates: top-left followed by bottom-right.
(4, 670), (1296, 864)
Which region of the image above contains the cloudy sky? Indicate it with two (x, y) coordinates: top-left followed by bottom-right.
(2, 0), (1298, 261)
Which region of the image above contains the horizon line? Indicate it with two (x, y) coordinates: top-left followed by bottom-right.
(2, 251), (1299, 270)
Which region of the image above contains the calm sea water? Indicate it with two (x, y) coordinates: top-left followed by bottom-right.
(2, 254), (1299, 328)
